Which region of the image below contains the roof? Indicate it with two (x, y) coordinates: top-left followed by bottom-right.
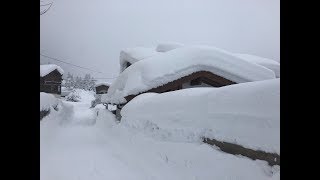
(119, 47), (160, 73)
(156, 42), (184, 52)
(40, 64), (64, 77)
(95, 81), (111, 87)
(102, 45), (276, 104)
(233, 53), (280, 78)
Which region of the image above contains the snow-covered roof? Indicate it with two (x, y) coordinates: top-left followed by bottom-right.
(234, 53), (280, 78)
(119, 47), (160, 73)
(95, 81), (111, 87)
(156, 42), (184, 52)
(102, 45), (276, 104)
(40, 64), (64, 77)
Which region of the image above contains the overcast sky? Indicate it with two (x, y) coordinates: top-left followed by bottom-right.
(40, 0), (279, 82)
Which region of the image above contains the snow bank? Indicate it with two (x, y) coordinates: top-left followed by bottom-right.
(120, 47), (160, 73)
(40, 64), (64, 77)
(41, 103), (279, 180)
(40, 92), (59, 111)
(234, 53), (280, 78)
(156, 42), (184, 52)
(103, 45), (276, 104)
(121, 79), (280, 154)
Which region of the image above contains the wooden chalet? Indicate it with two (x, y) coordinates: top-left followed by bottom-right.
(40, 65), (64, 95)
(95, 83), (110, 94)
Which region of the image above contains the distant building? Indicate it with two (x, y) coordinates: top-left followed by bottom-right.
(40, 64), (64, 95)
(95, 82), (110, 94)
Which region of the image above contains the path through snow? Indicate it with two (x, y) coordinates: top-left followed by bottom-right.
(40, 100), (280, 180)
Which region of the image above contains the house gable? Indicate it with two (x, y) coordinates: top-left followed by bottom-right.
(124, 71), (236, 103)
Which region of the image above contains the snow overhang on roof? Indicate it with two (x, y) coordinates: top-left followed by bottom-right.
(40, 64), (64, 77)
(95, 82), (111, 87)
(119, 47), (160, 73)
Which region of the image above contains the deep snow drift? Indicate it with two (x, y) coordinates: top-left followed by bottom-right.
(40, 92), (59, 111)
(41, 100), (279, 180)
(121, 79), (280, 154)
(103, 45), (276, 104)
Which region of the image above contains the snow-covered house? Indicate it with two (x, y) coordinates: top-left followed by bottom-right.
(102, 45), (276, 110)
(40, 64), (64, 95)
(95, 82), (110, 94)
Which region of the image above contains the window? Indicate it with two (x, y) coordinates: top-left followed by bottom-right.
(126, 62), (132, 68)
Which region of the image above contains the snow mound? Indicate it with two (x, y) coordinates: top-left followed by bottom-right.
(234, 53), (280, 78)
(40, 92), (59, 111)
(40, 64), (64, 77)
(120, 47), (160, 73)
(156, 42), (184, 52)
(121, 79), (280, 154)
(103, 45), (276, 104)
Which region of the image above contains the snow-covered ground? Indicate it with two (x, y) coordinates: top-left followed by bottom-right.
(41, 88), (280, 180)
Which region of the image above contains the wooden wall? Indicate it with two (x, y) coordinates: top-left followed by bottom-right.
(40, 69), (62, 94)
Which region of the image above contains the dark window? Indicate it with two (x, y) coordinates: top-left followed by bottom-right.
(126, 62), (132, 68)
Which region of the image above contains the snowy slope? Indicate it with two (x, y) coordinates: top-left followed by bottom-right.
(41, 102), (279, 180)
(120, 47), (160, 73)
(121, 79), (280, 154)
(40, 92), (59, 111)
(40, 64), (64, 77)
(103, 45), (276, 104)
(234, 53), (280, 78)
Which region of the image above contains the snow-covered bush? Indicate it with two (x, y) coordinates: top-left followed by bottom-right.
(65, 90), (81, 102)
(65, 89), (95, 103)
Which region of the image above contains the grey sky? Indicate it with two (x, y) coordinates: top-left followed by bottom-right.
(40, 0), (279, 82)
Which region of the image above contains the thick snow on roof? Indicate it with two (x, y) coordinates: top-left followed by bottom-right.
(156, 42), (184, 52)
(95, 81), (111, 87)
(103, 45), (276, 104)
(121, 79), (280, 154)
(120, 47), (160, 73)
(234, 53), (280, 78)
(40, 64), (64, 77)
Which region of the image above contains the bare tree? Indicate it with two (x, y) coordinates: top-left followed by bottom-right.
(40, 1), (53, 15)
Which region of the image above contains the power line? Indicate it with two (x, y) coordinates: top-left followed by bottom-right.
(40, 53), (104, 74)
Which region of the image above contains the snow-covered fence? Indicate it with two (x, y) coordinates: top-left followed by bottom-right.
(203, 138), (280, 166)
